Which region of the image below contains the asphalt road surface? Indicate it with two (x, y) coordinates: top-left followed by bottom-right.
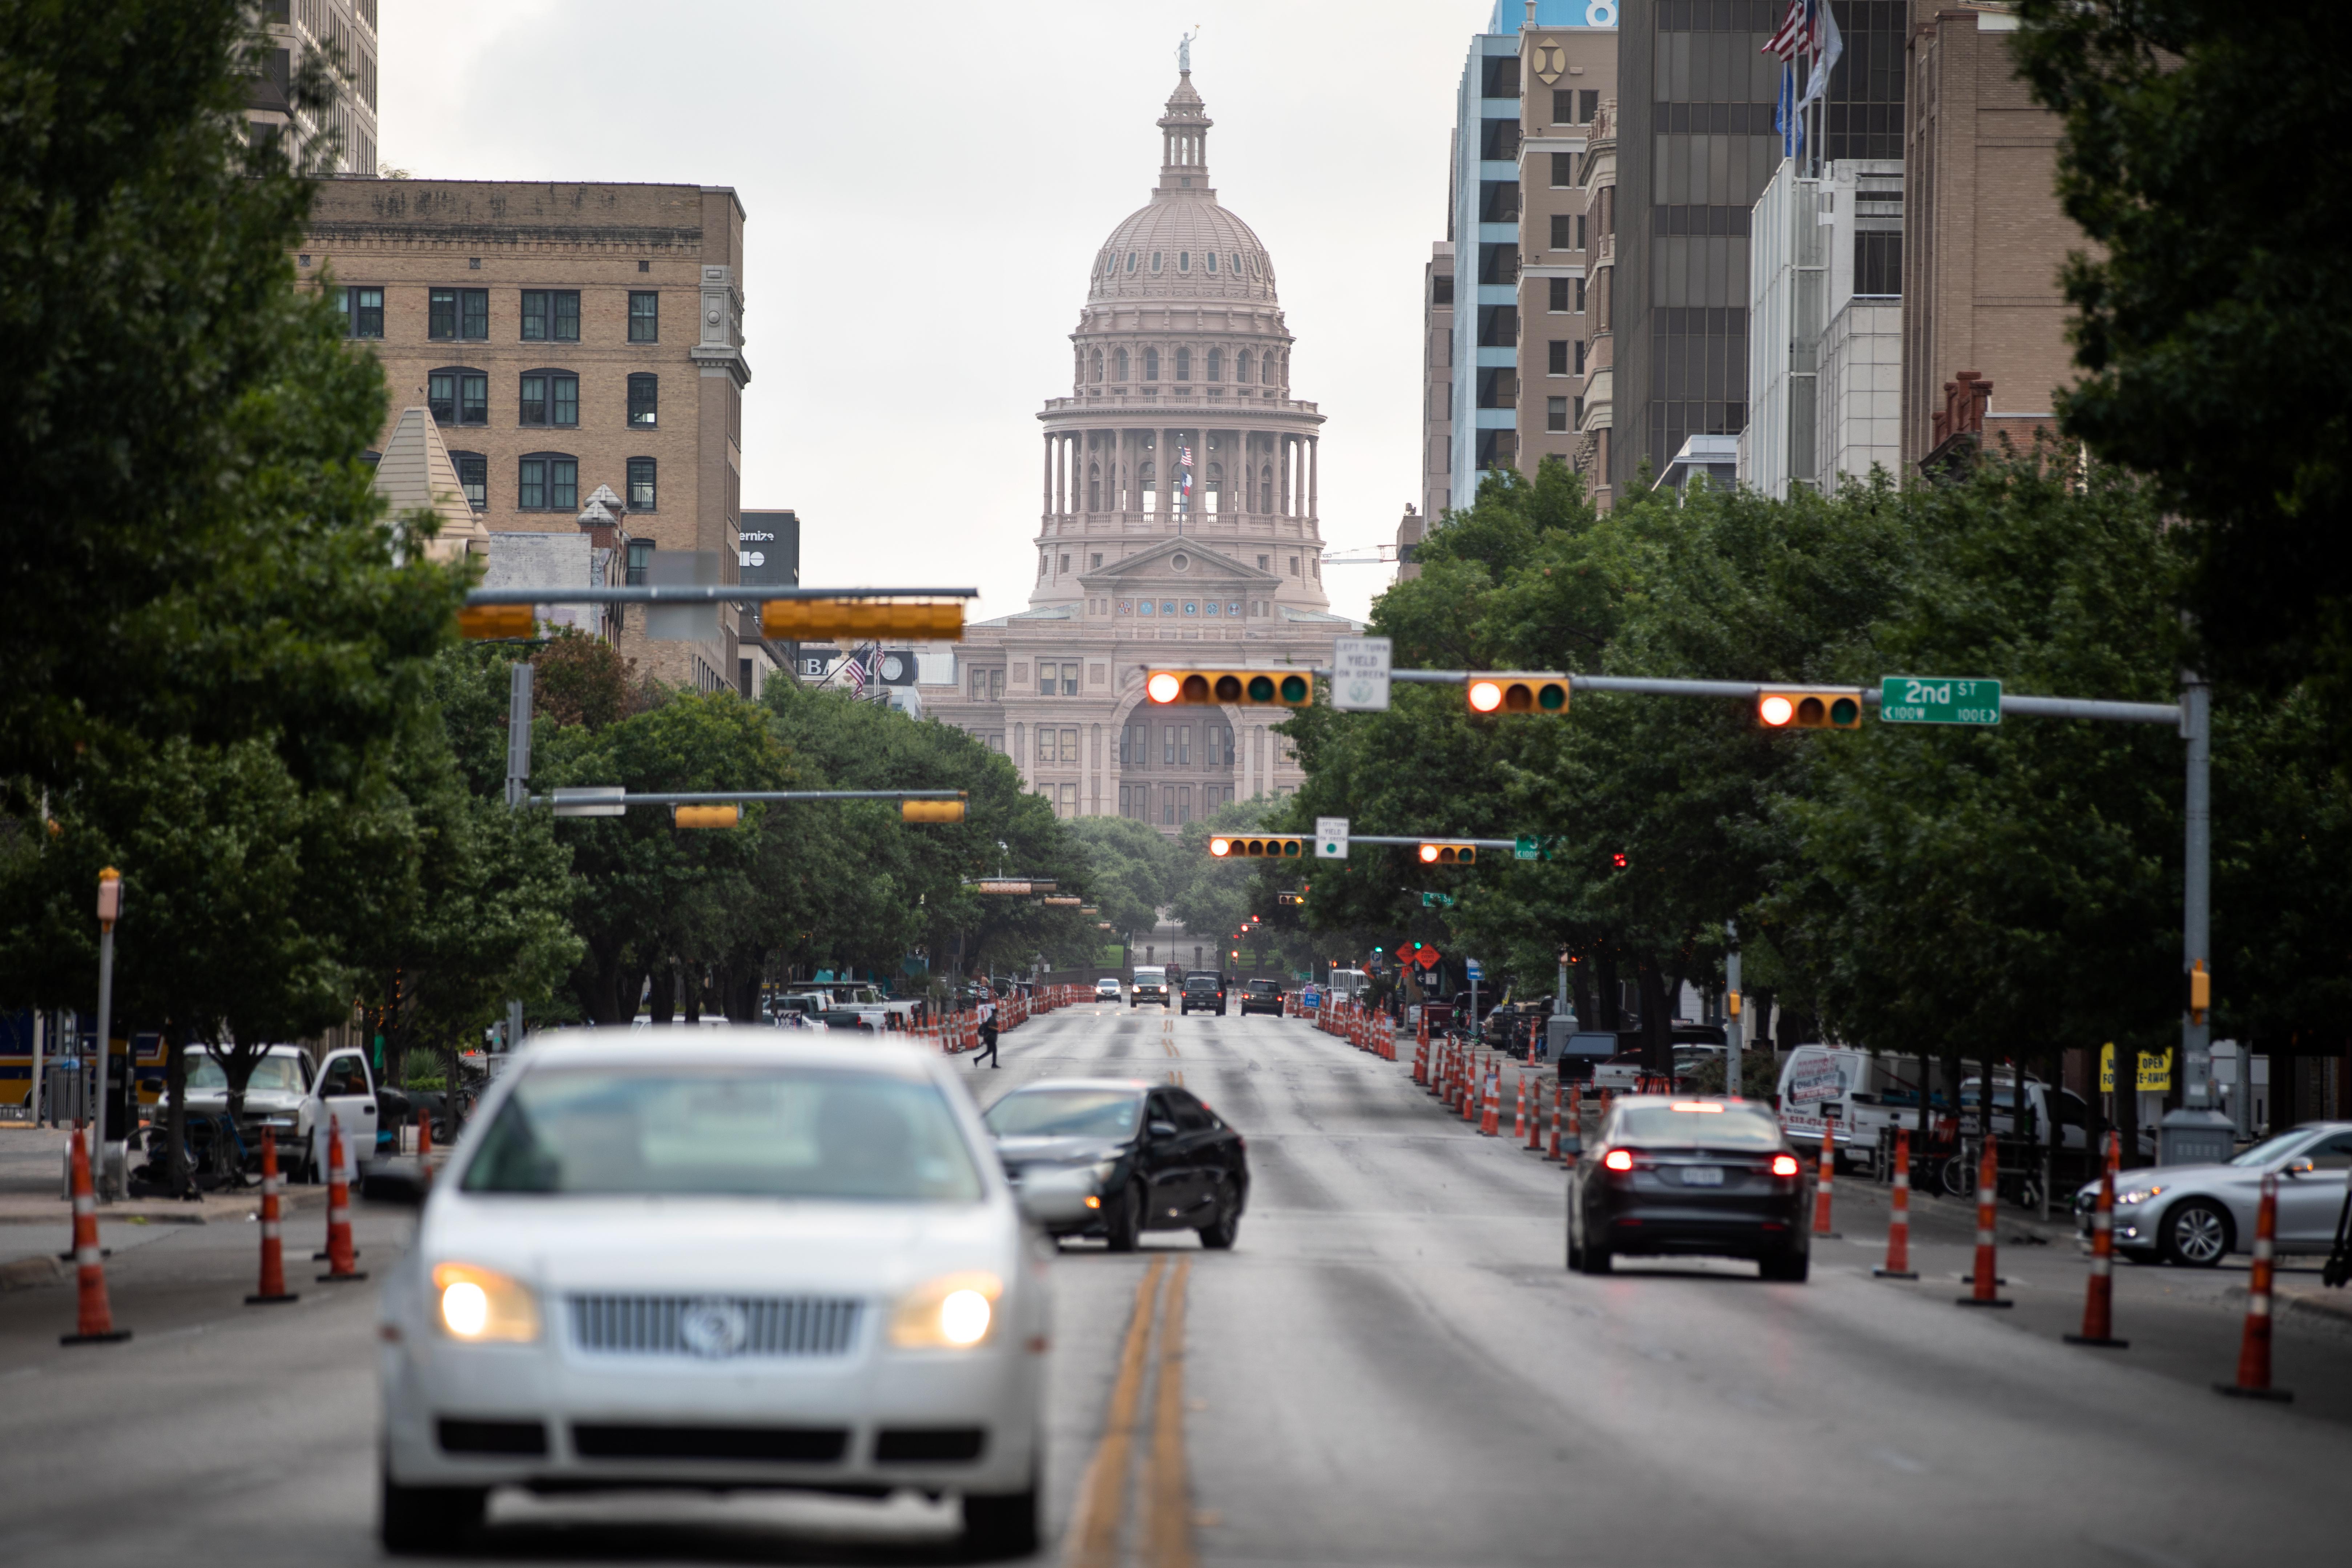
(4, 1006), (2352, 1567)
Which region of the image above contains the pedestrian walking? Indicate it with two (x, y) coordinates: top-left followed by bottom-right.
(974, 993), (1000, 1068)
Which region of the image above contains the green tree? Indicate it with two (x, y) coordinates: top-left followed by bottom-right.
(1067, 815), (1180, 956)
(1, 0), (468, 788)
(2013, 0), (2352, 736)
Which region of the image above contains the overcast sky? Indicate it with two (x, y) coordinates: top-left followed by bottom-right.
(382, 1), (1491, 626)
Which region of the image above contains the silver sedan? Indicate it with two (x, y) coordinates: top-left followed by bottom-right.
(2074, 1121), (2352, 1266)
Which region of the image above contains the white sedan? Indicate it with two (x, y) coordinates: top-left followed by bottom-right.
(372, 1028), (1047, 1557)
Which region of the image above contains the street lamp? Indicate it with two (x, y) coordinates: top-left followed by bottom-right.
(92, 868), (122, 1202)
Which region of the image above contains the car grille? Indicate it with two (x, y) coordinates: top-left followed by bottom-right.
(571, 1423), (848, 1462)
(567, 1294), (864, 1358)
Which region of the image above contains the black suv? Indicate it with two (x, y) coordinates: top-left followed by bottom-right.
(1180, 972), (1228, 1016)
(1238, 979), (1283, 1017)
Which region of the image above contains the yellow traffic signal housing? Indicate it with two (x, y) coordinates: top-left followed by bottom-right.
(1756, 686), (1864, 730)
(1276, 890), (1306, 906)
(760, 598), (964, 642)
(1466, 672), (1571, 715)
(672, 804), (741, 829)
(1145, 669), (1314, 709)
(1208, 834), (1310, 859)
(2188, 960), (2211, 1022)
(458, 604), (535, 640)
(900, 798), (966, 823)
(1417, 842), (1478, 865)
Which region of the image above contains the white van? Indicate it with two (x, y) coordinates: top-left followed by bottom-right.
(1776, 1045), (1913, 1162)
(1326, 968), (1370, 1003)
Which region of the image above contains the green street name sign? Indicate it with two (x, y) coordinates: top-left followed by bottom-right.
(1879, 677), (2001, 725)
(1514, 834), (1562, 861)
(1421, 891), (1457, 909)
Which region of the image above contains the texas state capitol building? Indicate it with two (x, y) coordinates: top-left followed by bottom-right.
(920, 67), (1357, 830)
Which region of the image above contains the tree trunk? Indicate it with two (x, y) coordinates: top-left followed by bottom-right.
(681, 963), (703, 1023)
(1635, 958), (1674, 1075)
(1571, 959), (1595, 1029)
(1595, 950), (1622, 1031)
(648, 964), (677, 1023)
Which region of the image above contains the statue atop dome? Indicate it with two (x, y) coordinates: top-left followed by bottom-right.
(1179, 27), (1197, 73)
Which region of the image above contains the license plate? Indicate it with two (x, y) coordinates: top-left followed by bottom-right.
(1682, 1166), (1724, 1187)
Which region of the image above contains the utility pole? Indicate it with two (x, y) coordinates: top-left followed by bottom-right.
(92, 869), (122, 1202)
(501, 660), (532, 1056)
(2162, 669), (2232, 1163)
(1724, 919), (1743, 1099)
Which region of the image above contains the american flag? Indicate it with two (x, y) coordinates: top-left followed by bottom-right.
(840, 644), (872, 696)
(1763, 0), (1807, 61)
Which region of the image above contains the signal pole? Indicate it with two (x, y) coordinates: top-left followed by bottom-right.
(1724, 920), (1743, 1099)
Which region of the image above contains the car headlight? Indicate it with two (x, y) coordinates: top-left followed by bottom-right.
(889, 1271), (1004, 1349)
(2115, 1185), (2164, 1208)
(1090, 1160), (1120, 1185)
(431, 1262), (540, 1343)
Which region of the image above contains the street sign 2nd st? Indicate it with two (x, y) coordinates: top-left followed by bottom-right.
(1879, 677), (2002, 725)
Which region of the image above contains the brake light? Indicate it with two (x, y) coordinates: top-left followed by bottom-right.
(1770, 1154), (1801, 1177)
(1602, 1149), (1635, 1172)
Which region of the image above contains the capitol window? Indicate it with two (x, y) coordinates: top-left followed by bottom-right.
(1144, 348), (1160, 381)
(1088, 464), (1102, 510)
(1236, 349), (1252, 384)
(1205, 462), (1222, 513)
(1139, 461), (1156, 512)
(1139, 598), (1155, 616)
(1091, 349), (1104, 382)
(1232, 253), (1243, 274)
(1128, 252), (1138, 272)
(1205, 251), (1216, 272)
(1115, 347), (1129, 380)
(1151, 252), (1162, 272)
(1175, 348), (1190, 381)
(1178, 251), (1189, 271)
(1206, 348), (1222, 382)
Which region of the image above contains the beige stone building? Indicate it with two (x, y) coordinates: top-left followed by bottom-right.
(919, 69), (1356, 827)
(1901, 4), (2079, 468)
(300, 180), (752, 690)
(1515, 22), (1617, 485)
(1570, 96), (1619, 507)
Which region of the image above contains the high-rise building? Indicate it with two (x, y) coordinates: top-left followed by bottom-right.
(1570, 95), (1620, 505)
(920, 66), (1356, 827)
(1613, 0), (1911, 487)
(1901, 4), (2077, 470)
(1442, 1), (1620, 511)
(300, 181), (752, 692)
(248, 0), (380, 176)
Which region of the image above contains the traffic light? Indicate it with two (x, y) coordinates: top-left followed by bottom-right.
(1209, 834), (1310, 858)
(1756, 686), (1864, 730)
(1276, 890), (1306, 905)
(760, 598), (965, 642)
(1145, 669), (1315, 709)
(900, 798), (967, 822)
(1466, 672), (1571, 716)
(1417, 842), (1478, 865)
(1610, 851), (1627, 869)
(672, 804), (741, 829)
(458, 604), (535, 640)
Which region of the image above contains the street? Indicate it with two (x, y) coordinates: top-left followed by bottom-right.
(5, 1008), (2352, 1567)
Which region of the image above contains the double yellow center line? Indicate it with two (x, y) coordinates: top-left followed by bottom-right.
(1066, 1255), (1196, 1568)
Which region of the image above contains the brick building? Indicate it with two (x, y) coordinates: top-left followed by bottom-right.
(1901, 4), (2080, 469)
(300, 181), (752, 690)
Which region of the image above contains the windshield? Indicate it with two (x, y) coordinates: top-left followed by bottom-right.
(2230, 1128), (2318, 1168)
(185, 1054), (306, 1095)
(984, 1089), (1143, 1140)
(1615, 1104), (1784, 1151)
(1185, 977), (1218, 991)
(1248, 981), (1278, 995)
(460, 1067), (983, 1202)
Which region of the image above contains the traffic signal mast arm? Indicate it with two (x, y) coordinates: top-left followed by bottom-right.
(1302, 668), (2184, 724)
(531, 789), (967, 806)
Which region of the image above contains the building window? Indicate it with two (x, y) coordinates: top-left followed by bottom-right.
(1550, 214), (1574, 251)
(626, 538), (653, 585)
(1178, 251), (1189, 272)
(1550, 153), (1574, 188)
(339, 286), (383, 338)
(1575, 395), (1586, 427)
(1236, 349), (1252, 384)
(1289, 555), (1300, 576)
(519, 371), (578, 427)
(1576, 340), (1587, 375)
(1548, 277), (1571, 313)
(626, 456), (656, 511)
(628, 291), (659, 342)
(1175, 347), (1190, 381)
(517, 454), (578, 512)
(1115, 347), (1129, 381)
(449, 452), (487, 510)
(1577, 214), (1588, 250)
(627, 373), (658, 427)
(1088, 464), (1102, 511)
(1547, 397), (1569, 433)
(1261, 468), (1273, 511)
(1151, 252), (1162, 272)
(1038, 728), (1058, 762)
(1144, 347), (1160, 381)
(520, 290), (580, 342)
(428, 287), (488, 340)
(1548, 340), (1569, 376)
(1090, 348), (1104, 383)
(1855, 231), (1903, 297)
(1062, 662), (1079, 696)
(427, 368), (488, 426)
(1139, 461), (1156, 512)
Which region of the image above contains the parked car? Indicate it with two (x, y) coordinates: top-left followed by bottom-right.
(1555, 1031), (1624, 1087)
(1094, 977), (1123, 1002)
(370, 1028), (1044, 1558)
(1568, 1095), (1811, 1281)
(2074, 1121), (2352, 1267)
(159, 1041), (379, 1182)
(1238, 979), (1284, 1017)
(1179, 972), (1228, 1017)
(983, 1079), (1248, 1251)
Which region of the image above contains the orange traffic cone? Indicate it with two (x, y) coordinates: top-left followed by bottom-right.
(1513, 1065), (1528, 1142)
(1479, 1064), (1501, 1136)
(1526, 1075), (1547, 1152)
(1956, 1140), (2011, 1307)
(247, 1127), (299, 1306)
(1463, 1055), (1482, 1124)
(1874, 1128), (1918, 1279)
(1811, 1125), (1838, 1238)
(316, 1116), (367, 1284)
(2066, 1132), (2127, 1346)
(2216, 1172), (2291, 1400)
(60, 1127), (130, 1346)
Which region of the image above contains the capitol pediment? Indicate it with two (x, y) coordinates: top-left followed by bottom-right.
(1078, 538), (1276, 592)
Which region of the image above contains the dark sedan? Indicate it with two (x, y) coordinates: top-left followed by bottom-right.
(983, 1079), (1248, 1251)
(1568, 1096), (1811, 1281)
(1237, 979), (1284, 1016)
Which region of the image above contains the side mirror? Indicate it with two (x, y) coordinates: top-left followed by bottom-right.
(2285, 1157), (2316, 1177)
(1148, 1120), (1179, 1140)
(360, 1160), (430, 1208)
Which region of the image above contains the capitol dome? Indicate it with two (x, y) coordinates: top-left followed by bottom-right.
(1087, 71), (1278, 306)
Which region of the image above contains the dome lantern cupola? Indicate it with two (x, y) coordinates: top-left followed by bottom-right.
(1157, 70), (1213, 198)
